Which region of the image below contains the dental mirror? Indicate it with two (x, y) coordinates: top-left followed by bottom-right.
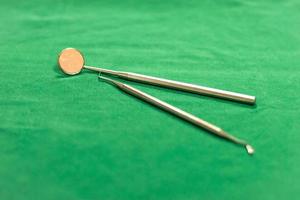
(58, 48), (85, 75)
(57, 48), (256, 104)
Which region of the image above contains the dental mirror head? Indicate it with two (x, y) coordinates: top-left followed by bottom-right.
(58, 48), (85, 75)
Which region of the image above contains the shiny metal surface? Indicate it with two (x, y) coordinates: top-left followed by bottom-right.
(85, 65), (256, 104)
(99, 75), (254, 155)
(58, 48), (85, 75)
(58, 48), (256, 104)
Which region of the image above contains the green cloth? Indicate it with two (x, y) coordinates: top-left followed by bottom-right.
(1, 0), (299, 199)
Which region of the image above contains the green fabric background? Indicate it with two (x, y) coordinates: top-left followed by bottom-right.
(1, 0), (300, 199)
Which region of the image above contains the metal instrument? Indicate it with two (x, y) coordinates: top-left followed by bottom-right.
(57, 47), (256, 154)
(98, 75), (254, 155)
(58, 48), (256, 104)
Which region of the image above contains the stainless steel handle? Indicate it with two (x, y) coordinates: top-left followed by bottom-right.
(99, 75), (254, 155)
(123, 72), (256, 104)
(85, 65), (256, 104)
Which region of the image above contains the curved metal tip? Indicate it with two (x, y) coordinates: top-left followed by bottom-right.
(245, 144), (255, 155)
(98, 74), (113, 83)
(98, 74), (123, 87)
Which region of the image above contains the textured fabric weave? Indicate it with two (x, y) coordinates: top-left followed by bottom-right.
(1, 0), (299, 199)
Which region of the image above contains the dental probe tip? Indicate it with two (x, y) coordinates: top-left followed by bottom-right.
(245, 144), (255, 155)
